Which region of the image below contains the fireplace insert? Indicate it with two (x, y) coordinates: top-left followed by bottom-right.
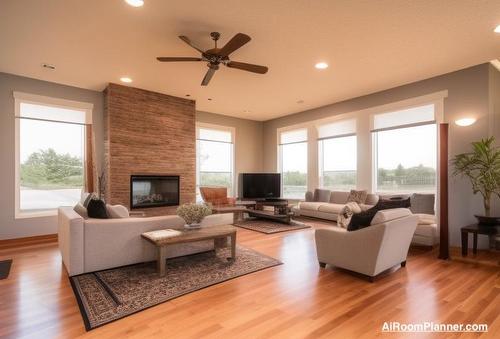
(130, 175), (180, 209)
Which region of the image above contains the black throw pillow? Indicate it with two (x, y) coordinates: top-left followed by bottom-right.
(347, 197), (411, 231)
(375, 197), (411, 209)
(87, 198), (108, 219)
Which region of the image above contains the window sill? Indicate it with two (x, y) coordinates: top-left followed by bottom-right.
(15, 210), (58, 219)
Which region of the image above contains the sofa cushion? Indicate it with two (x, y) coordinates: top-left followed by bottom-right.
(414, 213), (437, 225)
(298, 202), (324, 211)
(415, 223), (437, 238)
(313, 189), (331, 202)
(330, 191), (350, 204)
(347, 190), (368, 204)
(317, 203), (345, 214)
(410, 194), (435, 215)
(370, 208), (412, 225)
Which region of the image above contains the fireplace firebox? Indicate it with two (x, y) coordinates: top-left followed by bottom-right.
(130, 175), (180, 209)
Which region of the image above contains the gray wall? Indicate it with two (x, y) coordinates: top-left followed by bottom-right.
(0, 72), (104, 240)
(196, 110), (264, 192)
(262, 63), (497, 247)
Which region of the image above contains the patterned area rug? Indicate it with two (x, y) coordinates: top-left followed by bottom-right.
(233, 218), (311, 234)
(70, 245), (281, 330)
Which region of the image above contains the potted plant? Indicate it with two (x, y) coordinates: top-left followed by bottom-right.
(176, 203), (212, 228)
(452, 137), (500, 225)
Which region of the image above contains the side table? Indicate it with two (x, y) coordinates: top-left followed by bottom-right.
(461, 224), (500, 256)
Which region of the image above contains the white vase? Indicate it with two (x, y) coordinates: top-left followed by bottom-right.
(184, 223), (201, 229)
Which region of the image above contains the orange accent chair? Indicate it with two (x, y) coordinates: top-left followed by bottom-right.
(199, 187), (236, 207)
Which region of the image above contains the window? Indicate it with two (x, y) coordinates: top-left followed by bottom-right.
(14, 92), (92, 217)
(196, 125), (234, 200)
(372, 104), (437, 193)
(279, 128), (307, 199)
(318, 119), (357, 190)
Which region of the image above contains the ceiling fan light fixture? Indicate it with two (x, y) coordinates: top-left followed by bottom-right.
(125, 0), (144, 7)
(315, 62), (328, 69)
(120, 77), (133, 83)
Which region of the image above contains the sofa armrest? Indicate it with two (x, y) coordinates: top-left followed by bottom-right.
(305, 191), (314, 202)
(315, 225), (386, 276)
(58, 207), (85, 276)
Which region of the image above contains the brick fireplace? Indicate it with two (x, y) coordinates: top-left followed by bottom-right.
(103, 83), (196, 216)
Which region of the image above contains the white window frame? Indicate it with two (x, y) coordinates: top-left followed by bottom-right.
(14, 92), (93, 219)
(277, 127), (308, 199)
(195, 122), (236, 197)
(369, 97), (445, 194)
(318, 134), (357, 190)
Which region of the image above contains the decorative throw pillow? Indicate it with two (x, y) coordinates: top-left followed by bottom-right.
(73, 202), (88, 219)
(376, 197), (411, 209)
(106, 204), (130, 218)
(337, 202), (362, 228)
(346, 190), (368, 204)
(87, 198), (108, 219)
(347, 197), (411, 231)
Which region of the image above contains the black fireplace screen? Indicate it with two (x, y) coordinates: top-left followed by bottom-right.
(130, 175), (180, 209)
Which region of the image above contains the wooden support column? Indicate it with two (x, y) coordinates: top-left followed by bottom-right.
(439, 123), (449, 259)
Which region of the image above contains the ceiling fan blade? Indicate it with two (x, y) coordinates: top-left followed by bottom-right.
(157, 57), (202, 62)
(201, 68), (216, 86)
(226, 61), (268, 74)
(178, 36), (205, 54)
(217, 33), (251, 57)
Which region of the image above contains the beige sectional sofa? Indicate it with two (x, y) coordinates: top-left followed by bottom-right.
(293, 189), (438, 246)
(293, 190), (379, 221)
(58, 207), (233, 276)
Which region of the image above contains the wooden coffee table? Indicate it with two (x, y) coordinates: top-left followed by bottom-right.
(142, 225), (237, 277)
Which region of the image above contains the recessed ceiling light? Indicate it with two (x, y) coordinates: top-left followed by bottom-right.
(120, 77), (133, 83)
(455, 118), (476, 127)
(42, 63), (56, 70)
(315, 62), (328, 69)
(494, 25), (500, 33)
(125, 0), (144, 7)
(297, 100), (304, 104)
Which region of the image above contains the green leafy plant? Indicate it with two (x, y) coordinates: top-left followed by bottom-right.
(452, 137), (500, 216)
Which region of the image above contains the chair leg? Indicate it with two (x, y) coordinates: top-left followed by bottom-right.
(368, 276), (375, 283)
(401, 261), (407, 267)
(319, 262), (326, 268)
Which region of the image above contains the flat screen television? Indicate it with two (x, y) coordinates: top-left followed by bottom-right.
(239, 173), (281, 199)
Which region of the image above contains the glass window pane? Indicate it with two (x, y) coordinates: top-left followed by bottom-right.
(317, 119), (356, 139)
(319, 136), (356, 190)
(20, 118), (84, 212)
(375, 124), (436, 193)
(198, 127), (232, 143)
(373, 104), (435, 131)
(281, 142), (307, 199)
(280, 129), (307, 144)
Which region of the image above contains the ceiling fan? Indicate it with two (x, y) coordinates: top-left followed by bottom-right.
(157, 32), (268, 86)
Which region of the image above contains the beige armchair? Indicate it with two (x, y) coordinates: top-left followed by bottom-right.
(315, 209), (418, 281)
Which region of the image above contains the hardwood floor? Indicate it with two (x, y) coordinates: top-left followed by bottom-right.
(1, 220), (499, 339)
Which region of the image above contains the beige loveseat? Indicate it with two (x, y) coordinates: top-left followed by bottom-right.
(58, 207), (233, 276)
(315, 208), (418, 280)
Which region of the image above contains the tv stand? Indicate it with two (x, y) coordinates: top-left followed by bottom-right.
(247, 199), (292, 224)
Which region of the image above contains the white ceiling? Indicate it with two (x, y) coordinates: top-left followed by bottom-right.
(1, 0), (499, 121)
